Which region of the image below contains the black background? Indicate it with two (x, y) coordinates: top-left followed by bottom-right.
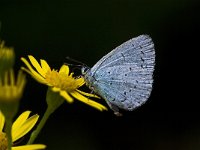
(0, 0), (200, 150)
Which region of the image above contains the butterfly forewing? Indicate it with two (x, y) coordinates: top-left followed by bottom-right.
(91, 35), (155, 75)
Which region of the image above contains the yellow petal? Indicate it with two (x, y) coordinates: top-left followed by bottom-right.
(21, 58), (46, 82)
(4, 71), (8, 85)
(12, 111), (31, 133)
(10, 69), (15, 86)
(17, 74), (27, 93)
(75, 77), (85, 87)
(40, 59), (51, 73)
(12, 114), (39, 142)
(16, 70), (25, 85)
(28, 55), (46, 78)
(0, 111), (5, 132)
(59, 65), (69, 75)
(12, 144), (46, 150)
(76, 89), (100, 98)
(20, 67), (46, 84)
(70, 91), (107, 111)
(59, 91), (74, 103)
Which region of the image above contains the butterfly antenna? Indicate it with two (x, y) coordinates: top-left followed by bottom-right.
(65, 56), (88, 68)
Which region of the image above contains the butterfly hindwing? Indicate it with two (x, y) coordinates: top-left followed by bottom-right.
(93, 64), (153, 111)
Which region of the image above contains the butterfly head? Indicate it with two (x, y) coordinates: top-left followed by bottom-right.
(81, 66), (90, 76)
(81, 66), (93, 88)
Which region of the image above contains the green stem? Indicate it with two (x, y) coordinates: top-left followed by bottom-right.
(5, 118), (12, 150)
(27, 106), (53, 144)
(0, 99), (19, 149)
(27, 88), (65, 144)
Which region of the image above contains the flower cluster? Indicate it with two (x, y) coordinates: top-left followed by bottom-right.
(0, 42), (46, 150)
(0, 40), (107, 149)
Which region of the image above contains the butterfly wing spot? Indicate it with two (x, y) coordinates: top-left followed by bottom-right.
(120, 98), (127, 102)
(120, 53), (125, 61)
(128, 106), (132, 109)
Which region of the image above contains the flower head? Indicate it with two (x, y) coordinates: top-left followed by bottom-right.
(21, 55), (107, 111)
(0, 41), (15, 75)
(0, 70), (26, 119)
(0, 110), (46, 150)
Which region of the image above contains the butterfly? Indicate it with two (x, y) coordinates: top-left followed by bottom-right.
(81, 35), (155, 116)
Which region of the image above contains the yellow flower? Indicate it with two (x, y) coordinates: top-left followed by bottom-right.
(0, 110), (46, 150)
(21, 55), (107, 111)
(0, 70), (26, 120)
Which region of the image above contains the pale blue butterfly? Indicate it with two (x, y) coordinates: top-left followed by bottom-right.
(82, 35), (155, 116)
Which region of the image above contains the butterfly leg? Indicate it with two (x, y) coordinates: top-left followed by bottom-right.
(105, 100), (122, 116)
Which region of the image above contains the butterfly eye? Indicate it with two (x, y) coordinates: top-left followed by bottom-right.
(81, 66), (89, 75)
